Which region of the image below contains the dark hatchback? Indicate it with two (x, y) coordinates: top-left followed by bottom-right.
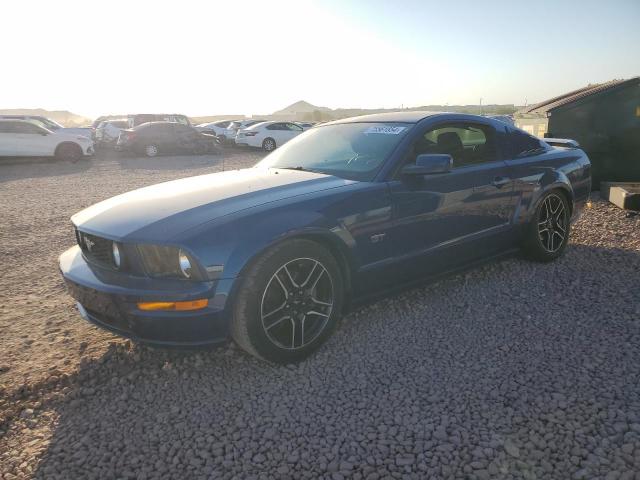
(60, 112), (591, 363)
(116, 121), (218, 157)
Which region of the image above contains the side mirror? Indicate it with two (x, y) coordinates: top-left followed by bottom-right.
(401, 154), (452, 176)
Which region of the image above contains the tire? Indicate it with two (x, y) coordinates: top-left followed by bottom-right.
(55, 142), (83, 162)
(192, 142), (208, 155)
(231, 239), (344, 363)
(262, 137), (276, 152)
(143, 144), (159, 157)
(522, 190), (571, 262)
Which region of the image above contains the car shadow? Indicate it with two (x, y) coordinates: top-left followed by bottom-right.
(11, 243), (639, 478)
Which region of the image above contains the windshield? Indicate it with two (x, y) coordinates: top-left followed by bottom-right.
(36, 117), (63, 130)
(257, 122), (411, 181)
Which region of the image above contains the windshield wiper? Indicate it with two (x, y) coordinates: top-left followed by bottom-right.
(279, 166), (316, 172)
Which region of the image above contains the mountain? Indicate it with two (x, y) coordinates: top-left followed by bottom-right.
(270, 101), (517, 122)
(272, 101), (331, 116)
(0, 108), (92, 127)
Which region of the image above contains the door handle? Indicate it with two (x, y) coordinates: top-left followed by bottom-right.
(492, 176), (510, 188)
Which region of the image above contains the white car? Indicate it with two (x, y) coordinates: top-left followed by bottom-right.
(0, 115), (92, 138)
(95, 119), (128, 147)
(195, 120), (236, 139)
(235, 121), (304, 151)
(0, 119), (94, 160)
(222, 119), (267, 144)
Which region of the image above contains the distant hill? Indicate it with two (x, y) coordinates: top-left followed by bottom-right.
(272, 100), (331, 117)
(268, 101), (518, 122)
(0, 108), (92, 127)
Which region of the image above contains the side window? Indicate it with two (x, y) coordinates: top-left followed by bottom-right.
(267, 123), (283, 131)
(412, 123), (497, 168)
(13, 122), (41, 134)
(286, 123), (303, 131)
(509, 129), (546, 158)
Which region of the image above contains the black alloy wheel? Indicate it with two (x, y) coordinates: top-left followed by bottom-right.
(523, 190), (571, 262)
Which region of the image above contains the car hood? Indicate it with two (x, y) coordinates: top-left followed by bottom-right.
(72, 167), (357, 241)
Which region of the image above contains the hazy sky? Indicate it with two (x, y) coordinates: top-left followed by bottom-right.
(3, 0), (639, 118)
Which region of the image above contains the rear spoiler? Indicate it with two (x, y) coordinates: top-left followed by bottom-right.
(543, 138), (579, 148)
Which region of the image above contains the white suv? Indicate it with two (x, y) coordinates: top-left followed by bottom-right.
(0, 115), (92, 138)
(0, 120), (94, 160)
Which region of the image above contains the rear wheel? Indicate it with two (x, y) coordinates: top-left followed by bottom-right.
(523, 191), (570, 262)
(262, 138), (276, 152)
(55, 143), (83, 162)
(231, 239), (343, 363)
(143, 144), (159, 157)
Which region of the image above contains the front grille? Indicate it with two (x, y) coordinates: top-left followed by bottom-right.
(76, 230), (114, 268)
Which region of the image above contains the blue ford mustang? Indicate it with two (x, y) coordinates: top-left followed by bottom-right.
(59, 112), (591, 363)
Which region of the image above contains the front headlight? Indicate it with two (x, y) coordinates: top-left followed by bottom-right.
(178, 249), (192, 278)
(137, 244), (201, 280)
(112, 242), (121, 268)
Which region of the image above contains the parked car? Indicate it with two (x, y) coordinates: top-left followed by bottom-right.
(222, 119), (266, 144)
(195, 120), (237, 141)
(0, 115), (92, 138)
(116, 121), (217, 157)
(60, 112), (591, 363)
(235, 121), (304, 151)
(127, 114), (191, 129)
(94, 119), (128, 148)
(0, 119), (94, 160)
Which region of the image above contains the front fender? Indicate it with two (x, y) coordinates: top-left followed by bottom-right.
(180, 208), (355, 282)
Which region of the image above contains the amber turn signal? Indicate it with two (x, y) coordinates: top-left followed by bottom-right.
(137, 299), (209, 311)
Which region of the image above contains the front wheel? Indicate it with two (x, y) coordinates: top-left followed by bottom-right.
(522, 191), (570, 262)
(55, 143), (83, 162)
(192, 142), (208, 155)
(231, 239), (343, 363)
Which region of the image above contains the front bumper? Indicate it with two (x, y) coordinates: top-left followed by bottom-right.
(59, 246), (235, 346)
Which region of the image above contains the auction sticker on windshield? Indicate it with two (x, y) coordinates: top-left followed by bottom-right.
(363, 125), (407, 135)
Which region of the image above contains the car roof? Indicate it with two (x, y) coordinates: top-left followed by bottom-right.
(134, 121), (182, 129)
(324, 111), (513, 128)
(0, 115), (44, 119)
(247, 121), (272, 128)
(0, 118), (35, 123)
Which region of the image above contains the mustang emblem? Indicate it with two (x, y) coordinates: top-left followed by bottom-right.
(84, 236), (95, 251)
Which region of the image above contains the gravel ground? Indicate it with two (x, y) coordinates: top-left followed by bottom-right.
(1, 152), (639, 479)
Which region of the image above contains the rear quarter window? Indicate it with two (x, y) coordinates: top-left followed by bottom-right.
(509, 129), (547, 158)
